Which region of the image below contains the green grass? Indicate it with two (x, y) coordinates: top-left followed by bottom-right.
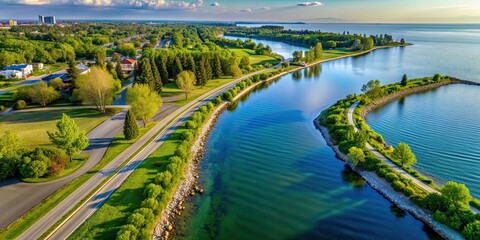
(230, 48), (280, 66)
(0, 108), (112, 147)
(0, 123), (156, 239)
(161, 82), (184, 98)
(163, 77), (236, 106)
(69, 126), (186, 240)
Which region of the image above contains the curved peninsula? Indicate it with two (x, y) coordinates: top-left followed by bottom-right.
(316, 76), (480, 240)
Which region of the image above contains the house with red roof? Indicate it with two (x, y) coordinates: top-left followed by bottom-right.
(120, 58), (136, 70)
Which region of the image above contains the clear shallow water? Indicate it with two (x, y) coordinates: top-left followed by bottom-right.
(223, 35), (308, 59)
(367, 84), (480, 197)
(175, 24), (480, 239)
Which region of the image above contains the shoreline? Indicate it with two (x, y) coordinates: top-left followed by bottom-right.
(151, 44), (408, 239)
(313, 119), (462, 240)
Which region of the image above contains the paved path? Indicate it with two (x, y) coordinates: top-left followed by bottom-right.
(18, 65), (279, 240)
(0, 104), (177, 230)
(347, 102), (438, 193)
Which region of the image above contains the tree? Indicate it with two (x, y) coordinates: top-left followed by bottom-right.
(123, 110), (139, 140)
(401, 74), (408, 86)
(75, 66), (117, 112)
(66, 59), (79, 84)
(239, 56), (250, 69)
(137, 58), (154, 86)
(313, 42), (323, 59)
(347, 147), (365, 166)
(173, 32), (183, 47)
(47, 114), (89, 160)
(150, 57), (162, 93)
(196, 57), (208, 86)
(463, 221), (480, 240)
(305, 50), (315, 63)
(173, 57), (183, 78)
(433, 74), (441, 82)
(29, 81), (60, 107)
(115, 58), (124, 81)
(353, 130), (369, 148)
(292, 51), (303, 63)
(441, 181), (472, 206)
(392, 143), (416, 167)
(400, 38), (406, 45)
(157, 55), (169, 85)
(0, 130), (21, 160)
(126, 84), (162, 126)
(361, 80), (382, 99)
(49, 78), (64, 90)
(20, 160), (47, 179)
(95, 49), (106, 69)
(176, 70), (196, 100)
(212, 54), (223, 78)
(362, 37), (374, 50)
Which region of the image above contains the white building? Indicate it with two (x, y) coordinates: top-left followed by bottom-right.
(1, 64), (33, 78)
(0, 69), (23, 79)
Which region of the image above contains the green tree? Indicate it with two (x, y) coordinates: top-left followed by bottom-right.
(196, 56), (209, 86)
(150, 57), (162, 93)
(441, 181), (472, 206)
(0, 130), (21, 160)
(115, 58), (124, 81)
(176, 70), (196, 100)
(29, 81), (60, 107)
(463, 221), (480, 240)
(75, 66), (117, 112)
(126, 84), (162, 126)
(158, 55), (169, 85)
(392, 143), (416, 167)
(361, 80), (382, 99)
(66, 59), (79, 84)
(49, 78), (63, 90)
(95, 49), (106, 69)
(313, 42), (323, 59)
(362, 37), (374, 50)
(123, 110), (139, 140)
(213, 54), (223, 78)
(433, 74), (441, 82)
(292, 51), (303, 63)
(239, 56), (250, 69)
(173, 32), (184, 47)
(400, 38), (406, 45)
(173, 57), (183, 78)
(347, 147), (365, 166)
(401, 74), (408, 86)
(20, 160), (47, 179)
(47, 114), (89, 160)
(353, 130), (369, 148)
(137, 58), (154, 87)
(184, 54), (196, 73)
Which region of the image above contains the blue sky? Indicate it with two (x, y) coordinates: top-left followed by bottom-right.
(1, 0), (480, 23)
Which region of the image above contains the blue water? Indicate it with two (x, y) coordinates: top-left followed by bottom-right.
(176, 24), (480, 239)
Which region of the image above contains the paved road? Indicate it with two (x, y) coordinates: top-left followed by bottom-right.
(23, 66), (278, 240)
(0, 104), (178, 230)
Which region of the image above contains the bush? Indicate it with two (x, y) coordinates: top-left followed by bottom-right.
(362, 156), (381, 171)
(14, 100), (27, 110)
(464, 221), (480, 240)
(185, 120), (197, 130)
(181, 131), (195, 143)
(422, 193), (450, 212)
(143, 183), (163, 199)
(403, 187), (415, 196)
(0, 105), (5, 112)
(154, 171), (173, 188)
(20, 160), (48, 178)
(214, 96), (223, 105)
(392, 180), (406, 192)
(385, 173), (399, 182)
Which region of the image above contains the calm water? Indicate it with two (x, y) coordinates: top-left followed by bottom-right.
(223, 35), (308, 59)
(367, 84), (480, 197)
(175, 24), (480, 239)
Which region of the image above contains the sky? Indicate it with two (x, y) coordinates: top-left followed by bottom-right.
(1, 0), (480, 23)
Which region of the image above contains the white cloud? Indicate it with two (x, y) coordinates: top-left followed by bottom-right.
(297, 1), (323, 7)
(260, 6), (270, 11)
(210, 1), (220, 7)
(242, 8), (252, 12)
(2, 0), (205, 9)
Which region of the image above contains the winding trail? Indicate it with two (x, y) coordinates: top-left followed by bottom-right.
(348, 101), (438, 193)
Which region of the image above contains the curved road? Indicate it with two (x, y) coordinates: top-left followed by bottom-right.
(18, 65), (279, 239)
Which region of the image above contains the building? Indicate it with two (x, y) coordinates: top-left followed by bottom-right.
(0, 70), (23, 79)
(120, 58), (137, 70)
(32, 63), (44, 70)
(8, 20), (17, 27)
(39, 15), (56, 25)
(1, 64), (33, 78)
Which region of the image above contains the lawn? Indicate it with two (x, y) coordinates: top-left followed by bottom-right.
(0, 123), (157, 239)
(230, 48), (281, 66)
(163, 77), (236, 106)
(69, 126), (185, 240)
(0, 108), (112, 147)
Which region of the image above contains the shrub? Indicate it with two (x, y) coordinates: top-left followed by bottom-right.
(362, 156), (381, 171)
(154, 171), (173, 188)
(403, 187), (415, 196)
(117, 224), (139, 240)
(181, 131), (195, 143)
(206, 102), (215, 111)
(392, 180), (406, 192)
(185, 120), (197, 130)
(385, 173), (399, 182)
(143, 183), (163, 199)
(199, 106), (209, 114)
(20, 160), (48, 178)
(214, 96), (223, 105)
(463, 221), (480, 240)
(422, 193), (450, 212)
(14, 100), (27, 110)
(223, 91), (233, 101)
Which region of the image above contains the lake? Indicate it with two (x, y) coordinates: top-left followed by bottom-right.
(175, 24), (480, 239)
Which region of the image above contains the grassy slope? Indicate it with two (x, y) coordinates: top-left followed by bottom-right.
(69, 127), (186, 240)
(230, 48), (280, 66)
(0, 108), (111, 147)
(0, 123), (156, 239)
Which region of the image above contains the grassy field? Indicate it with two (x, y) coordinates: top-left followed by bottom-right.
(69, 126), (185, 240)
(230, 48), (280, 66)
(0, 109), (112, 147)
(0, 123), (157, 239)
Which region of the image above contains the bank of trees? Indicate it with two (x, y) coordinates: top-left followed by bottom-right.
(0, 114), (89, 180)
(126, 84), (162, 126)
(74, 67), (121, 112)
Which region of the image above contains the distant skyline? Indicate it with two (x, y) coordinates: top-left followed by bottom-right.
(1, 0), (480, 23)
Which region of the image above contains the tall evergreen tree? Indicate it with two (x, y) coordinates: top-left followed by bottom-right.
(150, 57), (162, 93)
(401, 74), (408, 86)
(95, 49), (106, 69)
(106, 61), (117, 79)
(66, 59), (79, 86)
(115, 58), (124, 81)
(173, 57), (183, 78)
(123, 110), (139, 140)
(185, 54), (196, 73)
(313, 42), (323, 60)
(157, 55), (169, 85)
(139, 58), (155, 88)
(213, 54), (223, 78)
(196, 56), (208, 87)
